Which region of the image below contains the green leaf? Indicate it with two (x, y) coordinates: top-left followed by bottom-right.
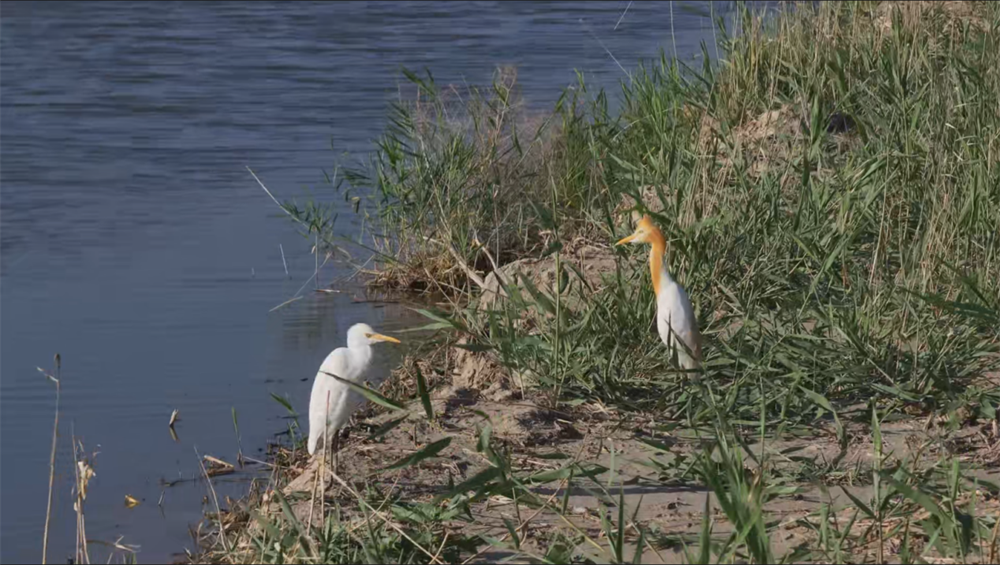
(415, 365), (434, 421)
(556, 263), (570, 294)
(871, 383), (923, 403)
(526, 464), (607, 484)
(391, 504), (432, 525)
(798, 386), (835, 414)
(518, 272), (556, 315)
(477, 422), (493, 453)
(322, 372), (407, 412)
(839, 487), (875, 520)
(544, 536), (575, 564)
(453, 342), (493, 353)
(697, 494), (712, 565)
(530, 200), (556, 230)
(838, 508), (860, 552)
(438, 467), (502, 502)
(636, 437), (674, 453)
(274, 488), (313, 557)
(565, 261), (595, 294)
(270, 393), (297, 415)
(481, 535), (508, 549)
(887, 478), (951, 526)
(561, 467), (576, 515)
(410, 307), (465, 331)
(872, 406), (883, 458)
(384, 437), (452, 471)
(617, 487), (626, 564)
(632, 525), (645, 564)
(251, 511), (284, 542)
(397, 321), (454, 333)
(366, 415), (408, 441)
(600, 504), (614, 562)
(541, 240), (564, 258)
(503, 517), (521, 550)
(979, 398), (996, 420)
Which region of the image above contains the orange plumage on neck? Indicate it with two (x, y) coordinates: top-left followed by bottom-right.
(644, 222), (667, 296)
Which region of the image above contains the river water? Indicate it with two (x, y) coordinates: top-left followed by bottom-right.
(1, 2), (744, 561)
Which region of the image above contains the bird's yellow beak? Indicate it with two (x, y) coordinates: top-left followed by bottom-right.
(615, 232), (639, 246)
(367, 333), (401, 344)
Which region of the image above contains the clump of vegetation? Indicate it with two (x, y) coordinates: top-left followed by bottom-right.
(315, 64), (592, 294)
(206, 1), (1000, 563)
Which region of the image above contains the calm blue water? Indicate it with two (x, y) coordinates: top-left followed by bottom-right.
(1, 2), (745, 562)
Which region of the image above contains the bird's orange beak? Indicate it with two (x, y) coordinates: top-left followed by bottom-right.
(615, 233), (639, 246)
(366, 333), (401, 344)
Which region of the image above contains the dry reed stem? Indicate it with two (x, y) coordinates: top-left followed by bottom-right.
(346, 474), (403, 538)
(247, 167), (303, 228)
(196, 447), (231, 555)
(270, 251), (333, 312)
(41, 355), (60, 565)
(72, 431), (91, 565)
(989, 507), (1000, 564)
(430, 532), (451, 564)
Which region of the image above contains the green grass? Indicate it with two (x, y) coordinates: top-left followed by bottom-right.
(346, 0), (1000, 434)
(219, 2), (1000, 563)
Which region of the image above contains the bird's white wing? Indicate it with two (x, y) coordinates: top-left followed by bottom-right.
(658, 282), (702, 365)
(308, 348), (351, 455)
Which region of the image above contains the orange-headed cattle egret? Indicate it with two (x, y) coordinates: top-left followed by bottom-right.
(308, 323), (400, 462)
(616, 215), (702, 370)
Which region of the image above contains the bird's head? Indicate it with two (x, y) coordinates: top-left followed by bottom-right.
(347, 323), (401, 348)
(615, 215), (662, 246)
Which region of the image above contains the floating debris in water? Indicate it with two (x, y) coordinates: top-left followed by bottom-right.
(203, 455), (235, 477)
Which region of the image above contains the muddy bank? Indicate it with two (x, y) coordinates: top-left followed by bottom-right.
(202, 369), (1000, 563)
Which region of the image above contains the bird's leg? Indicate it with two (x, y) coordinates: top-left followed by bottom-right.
(333, 433), (340, 476)
(326, 431), (336, 478)
(322, 391), (332, 494)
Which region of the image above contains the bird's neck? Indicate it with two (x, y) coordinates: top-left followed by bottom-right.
(648, 229), (671, 297)
(348, 345), (373, 375)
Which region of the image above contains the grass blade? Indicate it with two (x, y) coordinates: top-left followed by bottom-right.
(839, 487), (876, 520)
(616, 486), (626, 564)
(503, 517), (521, 550)
(384, 437), (452, 471)
(270, 393), (297, 415)
(415, 365), (434, 421)
(697, 494), (712, 564)
(632, 525), (645, 564)
(274, 488), (313, 557)
(322, 372), (407, 412)
(366, 415), (408, 441)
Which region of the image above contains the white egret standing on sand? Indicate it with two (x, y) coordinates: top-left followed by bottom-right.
(616, 214), (702, 370)
(308, 323), (401, 469)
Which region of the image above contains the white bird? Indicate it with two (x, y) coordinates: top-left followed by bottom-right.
(308, 323), (401, 462)
(616, 214), (702, 370)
